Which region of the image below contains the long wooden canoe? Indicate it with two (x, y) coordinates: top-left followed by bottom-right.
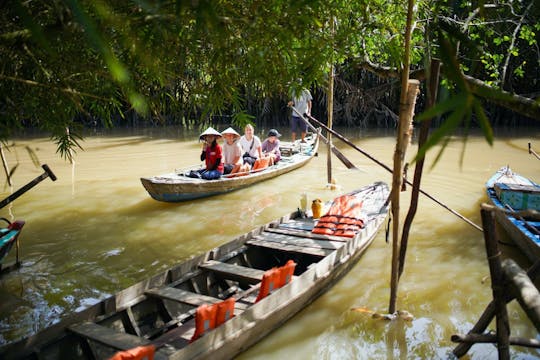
(486, 166), (540, 262)
(0, 181), (389, 360)
(141, 133), (319, 202)
(0, 219), (25, 274)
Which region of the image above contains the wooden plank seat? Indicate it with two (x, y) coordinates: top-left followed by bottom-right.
(145, 287), (221, 307)
(199, 260), (265, 285)
(69, 322), (150, 350)
(254, 232), (345, 250)
(246, 238), (334, 257)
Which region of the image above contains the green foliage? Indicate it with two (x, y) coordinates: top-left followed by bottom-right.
(0, 0), (537, 165)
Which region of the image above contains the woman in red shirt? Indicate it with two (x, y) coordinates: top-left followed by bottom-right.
(198, 127), (224, 180)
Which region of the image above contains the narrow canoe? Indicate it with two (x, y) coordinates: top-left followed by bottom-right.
(141, 133), (319, 202)
(486, 166), (540, 262)
(0, 181), (390, 360)
(0, 219), (25, 274)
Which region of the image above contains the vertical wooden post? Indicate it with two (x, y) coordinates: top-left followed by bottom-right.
(388, 0), (416, 315)
(0, 143), (12, 186)
(398, 59), (441, 278)
(326, 18), (335, 184)
(480, 208), (510, 359)
(389, 80), (419, 314)
(327, 64), (334, 184)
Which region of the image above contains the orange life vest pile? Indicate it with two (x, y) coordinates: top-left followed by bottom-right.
(190, 297), (236, 342)
(311, 194), (364, 238)
(109, 345), (155, 360)
(255, 260), (296, 302)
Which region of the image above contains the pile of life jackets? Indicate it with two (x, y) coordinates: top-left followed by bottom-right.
(255, 260), (296, 302)
(312, 194), (364, 238)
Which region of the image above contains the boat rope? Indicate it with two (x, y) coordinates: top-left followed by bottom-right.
(302, 112), (483, 232)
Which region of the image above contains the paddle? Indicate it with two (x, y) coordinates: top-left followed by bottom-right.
(529, 143), (540, 161)
(0, 164), (57, 209)
(304, 113), (483, 232)
(289, 106), (358, 170)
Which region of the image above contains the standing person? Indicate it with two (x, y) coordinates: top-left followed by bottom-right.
(287, 80), (312, 142)
(221, 127), (243, 175)
(261, 129), (282, 166)
(239, 124), (262, 168)
(197, 127), (224, 180)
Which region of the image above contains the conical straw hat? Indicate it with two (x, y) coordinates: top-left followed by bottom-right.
(199, 127), (222, 140)
(221, 127), (240, 139)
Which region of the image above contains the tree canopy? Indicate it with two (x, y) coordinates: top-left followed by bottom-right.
(1, 0), (538, 160)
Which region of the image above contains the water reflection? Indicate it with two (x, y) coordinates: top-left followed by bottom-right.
(0, 126), (539, 358)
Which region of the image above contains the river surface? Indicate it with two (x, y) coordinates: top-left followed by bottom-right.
(0, 126), (539, 359)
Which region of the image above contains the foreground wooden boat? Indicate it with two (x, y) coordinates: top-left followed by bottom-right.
(141, 133), (319, 202)
(486, 166), (540, 262)
(0, 181), (389, 360)
(0, 219), (25, 274)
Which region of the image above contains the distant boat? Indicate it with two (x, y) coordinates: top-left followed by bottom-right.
(141, 133), (319, 202)
(486, 166), (540, 262)
(0, 219), (25, 274)
(0, 181), (389, 360)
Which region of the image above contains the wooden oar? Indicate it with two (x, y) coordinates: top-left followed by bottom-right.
(0, 164), (57, 209)
(305, 113), (483, 232)
(529, 143), (540, 161)
(290, 107), (358, 170)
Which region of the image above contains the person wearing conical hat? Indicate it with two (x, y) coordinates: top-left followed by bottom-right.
(221, 127), (243, 175)
(197, 127), (224, 180)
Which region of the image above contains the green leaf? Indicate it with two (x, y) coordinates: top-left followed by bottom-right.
(473, 99), (493, 146)
(416, 92), (467, 122)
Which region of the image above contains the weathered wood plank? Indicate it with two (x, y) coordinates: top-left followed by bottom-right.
(247, 239), (333, 257)
(68, 322), (149, 350)
(254, 232), (344, 250)
(265, 227), (349, 242)
(199, 260), (265, 285)
(145, 287), (221, 306)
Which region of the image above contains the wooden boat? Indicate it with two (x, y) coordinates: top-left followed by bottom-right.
(486, 166), (540, 262)
(141, 133), (319, 202)
(0, 219), (25, 274)
(0, 181), (390, 360)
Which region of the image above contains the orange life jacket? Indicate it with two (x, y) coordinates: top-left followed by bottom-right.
(109, 345), (155, 360)
(190, 298), (236, 342)
(256, 260), (297, 302)
(252, 157), (270, 171)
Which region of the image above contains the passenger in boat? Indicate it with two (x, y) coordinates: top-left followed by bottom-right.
(221, 127), (243, 175)
(261, 129), (282, 166)
(196, 127), (224, 180)
(287, 79), (312, 143)
(239, 124), (262, 169)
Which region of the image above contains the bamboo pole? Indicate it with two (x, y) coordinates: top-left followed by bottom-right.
(326, 18), (335, 184)
(306, 113), (482, 231)
(399, 59), (441, 279)
(327, 64), (334, 184)
(0, 143), (12, 187)
(389, 79), (419, 314)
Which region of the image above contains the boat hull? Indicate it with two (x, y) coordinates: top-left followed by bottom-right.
(486, 166), (540, 262)
(0, 182), (389, 360)
(141, 135), (319, 202)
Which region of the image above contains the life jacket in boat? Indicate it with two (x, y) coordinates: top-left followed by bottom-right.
(252, 157), (270, 171)
(190, 297), (236, 342)
(256, 260), (297, 302)
(312, 194), (364, 238)
(109, 345), (155, 360)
